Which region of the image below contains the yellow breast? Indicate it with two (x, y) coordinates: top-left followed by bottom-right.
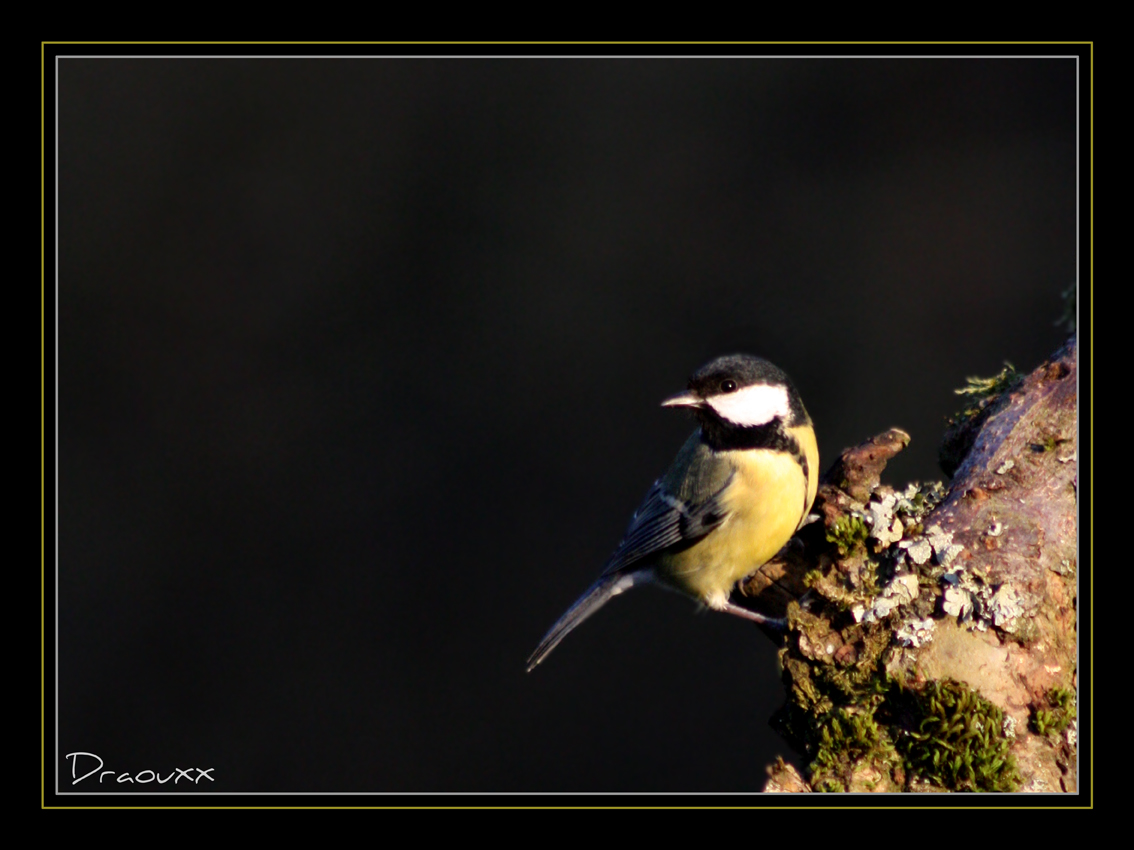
(656, 425), (817, 609)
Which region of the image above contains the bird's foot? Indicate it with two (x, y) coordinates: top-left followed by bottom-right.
(719, 601), (787, 631)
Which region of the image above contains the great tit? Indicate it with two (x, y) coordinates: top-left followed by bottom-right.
(526, 353), (818, 672)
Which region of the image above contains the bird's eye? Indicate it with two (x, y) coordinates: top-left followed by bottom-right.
(720, 379), (737, 393)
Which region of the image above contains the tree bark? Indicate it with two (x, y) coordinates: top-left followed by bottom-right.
(747, 337), (1077, 793)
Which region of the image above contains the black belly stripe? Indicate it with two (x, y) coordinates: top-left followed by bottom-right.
(699, 413), (812, 525)
(794, 444), (811, 526)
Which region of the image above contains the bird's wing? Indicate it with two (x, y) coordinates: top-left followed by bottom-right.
(599, 471), (733, 577)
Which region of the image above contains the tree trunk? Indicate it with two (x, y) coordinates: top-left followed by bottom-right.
(746, 337), (1077, 793)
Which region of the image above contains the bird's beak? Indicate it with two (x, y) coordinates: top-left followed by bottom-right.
(661, 390), (703, 409)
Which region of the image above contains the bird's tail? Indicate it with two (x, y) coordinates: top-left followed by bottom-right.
(526, 571), (647, 672)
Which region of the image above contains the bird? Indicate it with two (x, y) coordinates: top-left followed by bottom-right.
(526, 353), (818, 672)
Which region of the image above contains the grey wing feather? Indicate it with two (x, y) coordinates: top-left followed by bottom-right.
(600, 471), (734, 577)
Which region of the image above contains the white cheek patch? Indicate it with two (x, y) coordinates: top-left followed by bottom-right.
(706, 383), (790, 427)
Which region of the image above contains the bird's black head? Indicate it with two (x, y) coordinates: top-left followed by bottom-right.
(662, 353), (810, 449)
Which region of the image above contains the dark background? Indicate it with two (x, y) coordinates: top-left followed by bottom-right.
(56, 55), (1078, 793)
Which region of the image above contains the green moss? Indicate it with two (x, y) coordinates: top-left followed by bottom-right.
(777, 598), (902, 789)
(802, 562), (879, 611)
(1030, 687), (1076, 736)
(952, 363), (1022, 420)
(1051, 687), (1076, 712)
(780, 673), (1020, 791)
(1012, 614), (1040, 645)
(802, 568), (825, 587)
(826, 515), (869, 557)
(887, 680), (1020, 792)
(810, 706), (899, 792)
(1031, 434), (1070, 454)
(940, 365), (1023, 477)
(779, 493), (1021, 791)
(894, 481), (947, 521)
(784, 606), (893, 701)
